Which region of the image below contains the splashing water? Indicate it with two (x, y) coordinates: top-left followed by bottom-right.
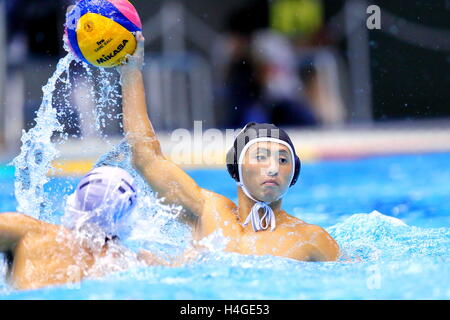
(93, 141), (191, 260)
(8, 42), (186, 281)
(3, 207), (448, 299)
(328, 210), (450, 262)
(2, 151), (450, 298)
(6, 27), (448, 298)
(96, 67), (123, 136)
(11, 46), (124, 221)
(11, 53), (74, 220)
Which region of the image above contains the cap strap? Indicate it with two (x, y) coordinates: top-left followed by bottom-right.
(242, 201), (276, 232)
(239, 182), (276, 232)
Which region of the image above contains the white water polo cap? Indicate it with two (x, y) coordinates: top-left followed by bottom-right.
(64, 166), (138, 237)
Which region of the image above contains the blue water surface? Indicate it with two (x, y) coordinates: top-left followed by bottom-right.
(0, 152), (449, 299)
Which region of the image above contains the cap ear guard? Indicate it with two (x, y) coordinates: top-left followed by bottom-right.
(290, 155), (301, 186)
(226, 145), (240, 182)
(226, 122), (260, 183)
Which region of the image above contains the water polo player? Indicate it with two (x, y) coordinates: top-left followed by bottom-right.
(119, 33), (340, 262)
(0, 166), (150, 290)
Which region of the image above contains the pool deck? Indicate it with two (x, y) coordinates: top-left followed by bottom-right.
(2, 120), (450, 176)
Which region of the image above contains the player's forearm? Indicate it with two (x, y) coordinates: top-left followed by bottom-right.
(138, 250), (171, 266)
(138, 247), (199, 267)
(121, 69), (154, 139)
(120, 68), (163, 162)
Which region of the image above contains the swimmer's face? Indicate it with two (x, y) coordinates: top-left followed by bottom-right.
(241, 142), (294, 203)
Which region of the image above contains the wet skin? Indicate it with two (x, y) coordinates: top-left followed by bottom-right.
(0, 32), (340, 291)
(120, 33), (340, 263)
(0, 213), (148, 290)
(0, 213), (95, 289)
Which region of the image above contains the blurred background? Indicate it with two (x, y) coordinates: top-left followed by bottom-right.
(0, 0), (449, 166)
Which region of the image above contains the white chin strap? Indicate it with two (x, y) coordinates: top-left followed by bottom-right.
(237, 138), (295, 232)
(239, 182), (276, 232)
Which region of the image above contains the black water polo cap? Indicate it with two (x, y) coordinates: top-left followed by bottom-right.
(226, 122), (301, 186)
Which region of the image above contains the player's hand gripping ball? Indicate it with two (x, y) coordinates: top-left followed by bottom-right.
(65, 0), (142, 68)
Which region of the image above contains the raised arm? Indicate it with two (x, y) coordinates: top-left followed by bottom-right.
(118, 33), (205, 221)
(0, 212), (42, 252)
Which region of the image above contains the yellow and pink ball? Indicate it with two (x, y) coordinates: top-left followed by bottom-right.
(66, 0), (142, 68)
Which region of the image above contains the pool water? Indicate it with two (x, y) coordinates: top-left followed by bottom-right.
(0, 152), (449, 299)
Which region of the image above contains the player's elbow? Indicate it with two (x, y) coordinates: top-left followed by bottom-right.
(131, 141), (164, 171)
(132, 155), (147, 173)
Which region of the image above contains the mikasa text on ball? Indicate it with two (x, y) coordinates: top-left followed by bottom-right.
(66, 0), (142, 68)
